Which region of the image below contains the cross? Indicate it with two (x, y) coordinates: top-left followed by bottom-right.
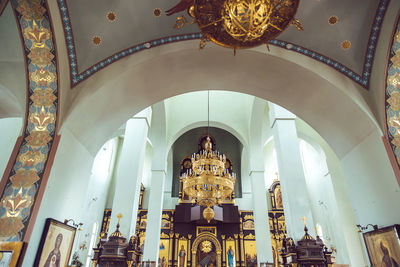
(301, 216), (306, 226)
(117, 213), (123, 224)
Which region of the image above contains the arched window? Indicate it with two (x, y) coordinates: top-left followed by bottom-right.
(85, 222), (98, 267)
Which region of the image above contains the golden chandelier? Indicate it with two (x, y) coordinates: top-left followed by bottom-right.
(180, 136), (236, 222)
(167, 0), (302, 50)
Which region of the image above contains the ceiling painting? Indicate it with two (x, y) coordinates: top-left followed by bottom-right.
(57, 0), (389, 88)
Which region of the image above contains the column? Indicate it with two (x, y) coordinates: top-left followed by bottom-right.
(143, 170), (166, 263)
(268, 103), (315, 241)
(249, 170), (274, 265)
(109, 108), (152, 237)
(248, 98), (273, 265)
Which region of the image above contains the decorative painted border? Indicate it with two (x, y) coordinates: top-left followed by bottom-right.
(0, 0), (59, 241)
(384, 14), (400, 177)
(58, 0), (389, 89)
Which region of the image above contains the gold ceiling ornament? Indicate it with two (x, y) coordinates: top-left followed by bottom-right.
(166, 0), (302, 50)
(180, 91), (236, 222)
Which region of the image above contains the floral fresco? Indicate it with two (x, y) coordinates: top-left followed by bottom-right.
(0, 0), (58, 241)
(385, 16), (400, 170)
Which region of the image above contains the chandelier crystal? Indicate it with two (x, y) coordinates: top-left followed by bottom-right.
(181, 136), (236, 222)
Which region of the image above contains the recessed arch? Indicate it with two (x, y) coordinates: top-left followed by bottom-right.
(167, 121), (248, 155)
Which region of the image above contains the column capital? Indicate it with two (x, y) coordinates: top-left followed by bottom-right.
(268, 102), (296, 128)
(130, 116), (151, 128)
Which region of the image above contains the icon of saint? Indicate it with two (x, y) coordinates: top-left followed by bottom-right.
(179, 245), (186, 267)
(44, 233), (63, 267)
(227, 246), (235, 267)
(380, 241), (399, 267)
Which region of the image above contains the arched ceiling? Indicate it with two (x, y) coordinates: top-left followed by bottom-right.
(58, 0), (386, 88)
(61, 43), (379, 159)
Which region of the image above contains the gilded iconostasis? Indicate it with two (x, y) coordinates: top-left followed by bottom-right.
(99, 179), (285, 267)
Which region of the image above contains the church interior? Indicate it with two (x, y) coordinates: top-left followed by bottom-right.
(0, 0), (400, 266)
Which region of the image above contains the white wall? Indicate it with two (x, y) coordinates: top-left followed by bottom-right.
(0, 117), (22, 177)
(339, 128), (400, 266)
(300, 140), (350, 264)
(341, 129), (400, 226)
(76, 138), (117, 266)
(23, 128), (94, 266)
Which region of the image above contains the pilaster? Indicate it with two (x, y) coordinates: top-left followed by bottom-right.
(268, 103), (315, 241)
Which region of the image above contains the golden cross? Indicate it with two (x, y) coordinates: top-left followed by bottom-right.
(117, 213), (123, 224)
(275, 172), (279, 180)
(301, 216), (306, 226)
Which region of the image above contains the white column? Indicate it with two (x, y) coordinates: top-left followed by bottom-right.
(109, 108), (152, 237)
(143, 170), (166, 263)
(248, 98), (273, 265)
(250, 170), (274, 265)
(268, 103), (315, 241)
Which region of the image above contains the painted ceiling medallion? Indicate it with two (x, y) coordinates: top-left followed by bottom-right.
(92, 36), (102, 46)
(166, 0), (303, 50)
(341, 40), (351, 50)
(328, 16), (338, 25)
(153, 8), (162, 17)
(107, 11), (116, 22)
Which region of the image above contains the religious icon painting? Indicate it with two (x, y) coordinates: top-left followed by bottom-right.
(274, 185), (283, 209)
(161, 219), (171, 229)
(243, 220), (255, 230)
(226, 239), (236, 267)
(0, 242), (24, 267)
(244, 240), (257, 267)
(140, 218), (147, 229)
(178, 239), (188, 267)
(158, 239), (169, 267)
(363, 225), (400, 267)
(34, 218), (76, 267)
(197, 240), (217, 267)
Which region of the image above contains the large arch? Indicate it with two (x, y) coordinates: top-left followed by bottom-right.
(61, 42), (379, 160)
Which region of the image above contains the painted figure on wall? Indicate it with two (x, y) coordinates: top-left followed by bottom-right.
(380, 241), (399, 267)
(179, 245), (186, 267)
(43, 233), (63, 267)
(159, 256), (167, 267)
(227, 246), (235, 267)
(275, 186), (283, 209)
(197, 241), (217, 267)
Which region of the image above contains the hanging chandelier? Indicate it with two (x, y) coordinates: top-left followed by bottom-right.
(166, 0), (302, 50)
(181, 136), (236, 222)
(180, 92), (236, 223)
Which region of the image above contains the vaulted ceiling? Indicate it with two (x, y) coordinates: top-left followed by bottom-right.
(60, 0), (384, 87)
